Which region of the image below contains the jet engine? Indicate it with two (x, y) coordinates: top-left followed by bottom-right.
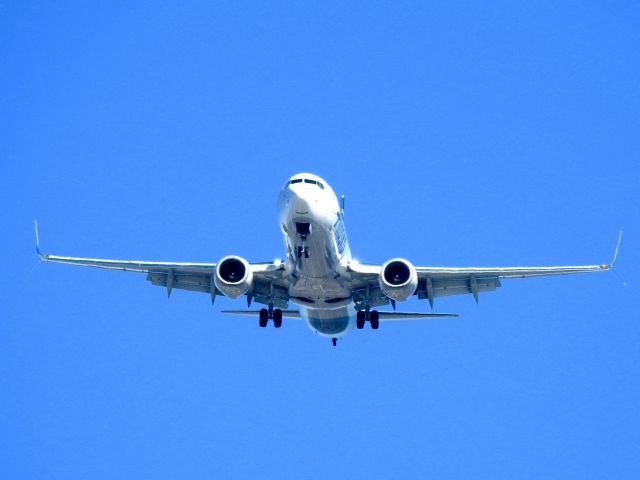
(379, 258), (418, 302)
(214, 256), (253, 298)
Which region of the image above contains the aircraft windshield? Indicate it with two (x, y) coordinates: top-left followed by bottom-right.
(288, 178), (324, 189)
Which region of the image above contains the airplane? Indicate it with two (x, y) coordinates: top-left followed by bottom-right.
(35, 173), (622, 346)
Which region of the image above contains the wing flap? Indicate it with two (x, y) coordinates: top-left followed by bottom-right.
(146, 271), (214, 294)
(417, 277), (501, 300)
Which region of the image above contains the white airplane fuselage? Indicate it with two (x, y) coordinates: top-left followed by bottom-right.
(277, 173), (355, 338)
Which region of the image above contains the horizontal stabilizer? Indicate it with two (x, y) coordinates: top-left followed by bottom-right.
(222, 310), (301, 318)
(222, 310), (457, 320)
(378, 311), (459, 320)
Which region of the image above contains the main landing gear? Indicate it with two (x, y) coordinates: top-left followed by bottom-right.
(356, 310), (379, 330)
(259, 308), (282, 328)
(296, 245), (309, 258)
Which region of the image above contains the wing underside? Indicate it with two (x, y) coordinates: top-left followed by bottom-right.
(348, 256), (615, 308)
(40, 252), (288, 304)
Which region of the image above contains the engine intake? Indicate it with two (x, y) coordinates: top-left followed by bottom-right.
(214, 256), (253, 298)
(379, 258), (418, 302)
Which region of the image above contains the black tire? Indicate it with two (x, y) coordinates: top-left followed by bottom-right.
(356, 310), (365, 329)
(273, 309), (283, 328)
(259, 308), (269, 327)
(370, 310), (380, 330)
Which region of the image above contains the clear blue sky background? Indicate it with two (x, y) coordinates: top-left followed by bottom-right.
(2, 1), (639, 478)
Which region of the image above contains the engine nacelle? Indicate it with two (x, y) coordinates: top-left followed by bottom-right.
(214, 256), (253, 298)
(379, 258), (418, 302)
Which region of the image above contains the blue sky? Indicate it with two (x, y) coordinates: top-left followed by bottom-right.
(2, 1), (639, 478)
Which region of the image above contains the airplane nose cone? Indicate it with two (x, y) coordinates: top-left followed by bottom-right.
(278, 182), (322, 220)
(293, 196), (311, 214)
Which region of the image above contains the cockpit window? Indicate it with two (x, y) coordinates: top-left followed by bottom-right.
(287, 178), (324, 189)
(303, 179), (325, 189)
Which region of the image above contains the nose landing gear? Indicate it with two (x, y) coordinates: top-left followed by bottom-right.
(295, 222), (311, 259)
(332, 338), (337, 347)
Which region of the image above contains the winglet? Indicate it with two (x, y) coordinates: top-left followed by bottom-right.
(611, 230), (623, 268)
(34, 220), (42, 257)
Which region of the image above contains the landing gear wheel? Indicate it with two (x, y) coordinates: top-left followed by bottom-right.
(332, 338), (337, 346)
(356, 310), (365, 329)
(370, 310), (380, 330)
(259, 308), (269, 328)
(273, 308), (283, 328)
(297, 246), (303, 258)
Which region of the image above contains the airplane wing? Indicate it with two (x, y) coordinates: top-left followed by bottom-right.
(348, 232), (622, 308)
(34, 222), (289, 307)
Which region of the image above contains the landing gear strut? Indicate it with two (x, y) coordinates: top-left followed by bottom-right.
(332, 338), (337, 346)
(259, 307), (283, 328)
(356, 309), (380, 330)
